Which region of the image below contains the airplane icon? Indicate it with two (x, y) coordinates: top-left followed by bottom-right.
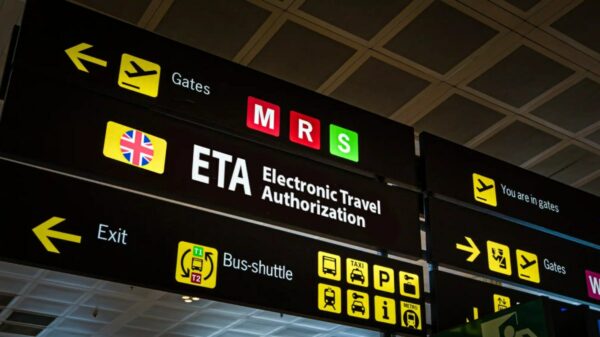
(520, 255), (537, 269)
(472, 173), (497, 207)
(124, 60), (158, 78)
(118, 53), (161, 97)
(476, 179), (494, 192)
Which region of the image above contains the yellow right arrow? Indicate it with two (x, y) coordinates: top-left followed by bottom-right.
(32, 217), (82, 254)
(456, 236), (480, 262)
(65, 43), (107, 73)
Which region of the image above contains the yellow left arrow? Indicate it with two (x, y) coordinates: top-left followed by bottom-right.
(32, 217), (82, 254)
(65, 43), (107, 73)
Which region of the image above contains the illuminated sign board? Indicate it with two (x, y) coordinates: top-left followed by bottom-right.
(0, 159), (425, 335)
(420, 132), (600, 245)
(428, 198), (600, 305)
(431, 271), (537, 332)
(4, 0), (417, 185)
(0, 76), (420, 256)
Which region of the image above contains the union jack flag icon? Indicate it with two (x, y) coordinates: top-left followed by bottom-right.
(120, 129), (154, 167)
(103, 121), (167, 174)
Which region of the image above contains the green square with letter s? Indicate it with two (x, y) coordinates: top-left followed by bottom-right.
(329, 124), (359, 162)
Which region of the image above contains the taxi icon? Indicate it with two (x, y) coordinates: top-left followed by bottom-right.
(350, 268), (365, 283)
(351, 300), (366, 314)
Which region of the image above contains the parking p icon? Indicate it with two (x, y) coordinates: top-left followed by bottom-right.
(373, 265), (395, 293)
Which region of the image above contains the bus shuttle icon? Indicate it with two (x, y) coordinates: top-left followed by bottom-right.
(318, 252), (341, 281)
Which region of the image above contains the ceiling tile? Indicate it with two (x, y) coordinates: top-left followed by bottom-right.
(188, 310), (242, 329)
(0, 276), (27, 294)
(156, 0), (271, 60)
(56, 318), (105, 333)
(249, 21), (356, 90)
(70, 305), (120, 323)
(531, 145), (600, 184)
(16, 298), (69, 316)
(271, 326), (324, 337)
(99, 282), (156, 298)
(299, 0), (411, 40)
(0, 323), (42, 336)
(45, 330), (88, 337)
(504, 0), (539, 12)
(207, 302), (258, 315)
(127, 316), (175, 331)
(0, 262), (39, 277)
(230, 317), (282, 335)
(384, 1), (497, 74)
(475, 121), (561, 165)
(330, 57), (430, 117)
(294, 318), (339, 331)
(219, 331), (261, 337)
(468, 46), (574, 107)
(29, 284), (85, 303)
(337, 326), (380, 337)
(581, 176), (600, 196)
(586, 129), (600, 145)
(84, 294), (134, 312)
(251, 311), (299, 323)
(6, 311), (55, 326)
(142, 304), (194, 321)
(414, 94), (504, 144)
(114, 326), (156, 337)
(167, 323), (220, 336)
(73, 0), (151, 24)
(43, 272), (97, 289)
(551, 0), (600, 53)
(530, 79), (600, 132)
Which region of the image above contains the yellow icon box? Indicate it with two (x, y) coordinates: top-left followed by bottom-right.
(118, 53), (161, 97)
(400, 301), (422, 330)
(318, 251), (341, 281)
(487, 240), (512, 276)
(516, 249), (540, 284)
(493, 294), (511, 312)
(175, 241), (218, 289)
(346, 258), (369, 287)
(318, 283), (341, 314)
(472, 173), (497, 207)
(399, 271), (420, 299)
(103, 121), (167, 174)
(347, 290), (369, 319)
(374, 295), (396, 325)
(373, 265), (395, 293)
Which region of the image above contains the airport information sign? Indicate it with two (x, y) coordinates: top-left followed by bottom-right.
(0, 159), (425, 335)
(428, 198), (600, 305)
(430, 271), (536, 332)
(4, 0), (418, 185)
(420, 132), (600, 245)
(0, 75), (420, 256)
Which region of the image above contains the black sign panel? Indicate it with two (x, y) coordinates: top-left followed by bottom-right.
(0, 72), (420, 256)
(420, 132), (600, 245)
(428, 198), (600, 305)
(5, 0), (417, 185)
(0, 159), (425, 335)
(431, 271), (537, 332)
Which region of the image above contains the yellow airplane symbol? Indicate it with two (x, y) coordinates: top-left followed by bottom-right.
(32, 217), (81, 254)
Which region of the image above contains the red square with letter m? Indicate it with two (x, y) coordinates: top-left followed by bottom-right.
(246, 96), (280, 137)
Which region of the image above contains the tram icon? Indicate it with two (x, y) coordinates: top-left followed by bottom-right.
(323, 287), (336, 310)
